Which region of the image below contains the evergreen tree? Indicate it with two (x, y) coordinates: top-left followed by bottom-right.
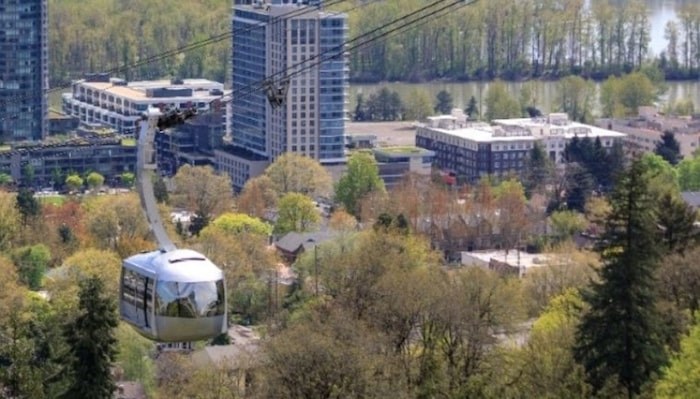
(654, 131), (681, 165)
(153, 175), (169, 204)
(354, 94), (367, 121)
(522, 142), (553, 198)
(564, 164), (594, 213)
(574, 159), (669, 397)
(656, 193), (697, 254)
(465, 96), (479, 120)
(434, 89), (454, 114)
(63, 277), (119, 399)
(15, 188), (40, 226)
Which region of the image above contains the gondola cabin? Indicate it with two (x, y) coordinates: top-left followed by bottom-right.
(120, 249), (227, 342)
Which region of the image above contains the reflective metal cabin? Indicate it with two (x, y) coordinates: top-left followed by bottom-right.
(120, 248), (227, 342)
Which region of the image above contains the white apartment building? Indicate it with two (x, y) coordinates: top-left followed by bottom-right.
(62, 74), (230, 136)
(598, 106), (700, 159)
(416, 111), (626, 182)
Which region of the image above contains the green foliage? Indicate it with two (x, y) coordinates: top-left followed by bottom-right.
(64, 174), (83, 193)
(655, 193), (697, 254)
(115, 324), (156, 396)
(120, 172), (135, 188)
(485, 80), (521, 121)
(638, 153), (680, 201)
(153, 174), (169, 203)
(434, 89), (453, 114)
(12, 244), (51, 291)
(504, 290), (591, 398)
(15, 188), (41, 225)
(655, 319), (700, 399)
(465, 95), (479, 120)
(86, 172), (105, 189)
(664, 99), (695, 116)
(522, 142), (554, 197)
(209, 212), (272, 236)
(335, 152), (385, 217)
(264, 153), (333, 198)
(402, 89), (433, 121)
(556, 76), (595, 123)
(21, 164), (34, 187)
(600, 72), (658, 117)
(550, 210), (587, 243)
(655, 131), (682, 166)
(275, 193), (319, 234)
(63, 276), (119, 399)
(0, 295), (72, 399)
(574, 159), (669, 397)
(677, 155), (700, 191)
(48, 0), (231, 86)
(361, 87), (404, 121)
(0, 192), (20, 251)
(0, 172), (12, 186)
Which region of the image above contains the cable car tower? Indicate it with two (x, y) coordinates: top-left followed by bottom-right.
(119, 107), (227, 343)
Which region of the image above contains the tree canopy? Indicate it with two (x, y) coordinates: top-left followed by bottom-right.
(335, 152), (385, 218)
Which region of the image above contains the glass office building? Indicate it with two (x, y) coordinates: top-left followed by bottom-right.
(230, 0), (348, 166)
(0, 0), (48, 141)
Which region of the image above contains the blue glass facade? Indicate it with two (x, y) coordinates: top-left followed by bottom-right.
(231, 9), (269, 156)
(0, 0), (48, 141)
(318, 15), (347, 161)
(230, 2), (347, 165)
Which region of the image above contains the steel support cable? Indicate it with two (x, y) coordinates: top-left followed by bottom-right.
(0, 0), (351, 117)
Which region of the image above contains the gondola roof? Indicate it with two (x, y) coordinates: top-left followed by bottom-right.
(123, 248), (223, 283)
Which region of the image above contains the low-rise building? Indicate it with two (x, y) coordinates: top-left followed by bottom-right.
(155, 112), (225, 176)
(461, 250), (551, 278)
(416, 111), (625, 183)
(597, 106), (700, 158)
(0, 129), (137, 188)
(372, 146), (434, 189)
(62, 73), (229, 135)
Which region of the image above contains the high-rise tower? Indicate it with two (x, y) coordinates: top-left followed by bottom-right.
(224, 0), (348, 189)
(0, 0), (48, 141)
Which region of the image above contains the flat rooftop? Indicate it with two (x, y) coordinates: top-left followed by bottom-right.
(463, 250), (551, 269)
(74, 79), (225, 102)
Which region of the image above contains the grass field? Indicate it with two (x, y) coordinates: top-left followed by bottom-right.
(38, 195), (67, 206)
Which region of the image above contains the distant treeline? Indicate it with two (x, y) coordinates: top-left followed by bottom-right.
(348, 0), (700, 82)
(48, 0), (700, 88)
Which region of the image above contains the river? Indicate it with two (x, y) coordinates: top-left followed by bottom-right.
(350, 0), (700, 115)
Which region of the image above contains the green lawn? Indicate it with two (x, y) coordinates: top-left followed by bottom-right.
(38, 195), (67, 206)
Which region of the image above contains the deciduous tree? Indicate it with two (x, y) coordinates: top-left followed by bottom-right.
(655, 320), (700, 399)
(237, 175), (277, 220)
(264, 153), (332, 198)
(11, 244), (51, 291)
(172, 165), (233, 234)
(86, 172), (105, 191)
(65, 174), (83, 193)
(335, 152), (386, 217)
(210, 212), (272, 236)
(557, 75), (595, 123)
(275, 193), (319, 234)
(484, 80), (521, 121)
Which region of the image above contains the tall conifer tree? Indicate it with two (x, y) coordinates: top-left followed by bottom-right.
(574, 159), (668, 398)
(62, 277), (119, 399)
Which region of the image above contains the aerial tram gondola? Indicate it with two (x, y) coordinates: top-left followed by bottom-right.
(120, 107), (227, 342)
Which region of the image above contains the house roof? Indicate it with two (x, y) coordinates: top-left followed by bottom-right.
(681, 192), (700, 208)
(274, 230), (338, 253)
(191, 343), (260, 370)
(114, 381), (146, 399)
